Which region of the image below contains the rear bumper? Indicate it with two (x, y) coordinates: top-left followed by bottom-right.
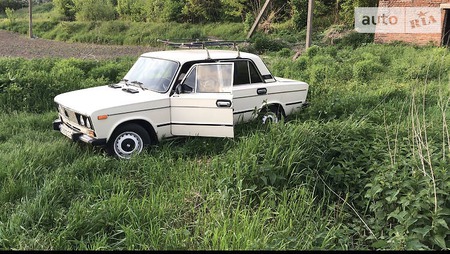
(53, 119), (106, 146)
(302, 100), (310, 108)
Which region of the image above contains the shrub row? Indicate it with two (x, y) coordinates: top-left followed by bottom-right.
(0, 57), (134, 112)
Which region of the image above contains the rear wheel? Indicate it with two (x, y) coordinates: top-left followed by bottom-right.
(260, 105), (283, 124)
(107, 123), (151, 159)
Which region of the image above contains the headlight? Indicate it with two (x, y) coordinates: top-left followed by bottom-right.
(75, 113), (92, 129)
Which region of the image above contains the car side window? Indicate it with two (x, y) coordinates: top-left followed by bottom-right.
(179, 63), (233, 94)
(223, 60), (263, 85)
(249, 62), (263, 83)
(196, 64), (233, 93)
(234, 61), (250, 85)
(183, 67), (196, 92)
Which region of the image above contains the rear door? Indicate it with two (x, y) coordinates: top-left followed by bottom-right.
(170, 63), (234, 137)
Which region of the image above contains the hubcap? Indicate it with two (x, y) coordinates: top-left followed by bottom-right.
(262, 112), (279, 124)
(114, 131), (143, 159)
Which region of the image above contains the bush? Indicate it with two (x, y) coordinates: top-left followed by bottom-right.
(252, 34), (287, 54)
(0, 0), (25, 13)
(5, 7), (15, 25)
(52, 0), (76, 21)
(73, 0), (116, 22)
(0, 58), (131, 113)
(116, 0), (147, 22)
(337, 31), (374, 49)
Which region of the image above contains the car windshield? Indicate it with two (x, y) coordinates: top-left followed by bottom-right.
(123, 57), (179, 93)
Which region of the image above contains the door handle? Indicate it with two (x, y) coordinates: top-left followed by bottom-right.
(257, 88), (267, 95)
(216, 100), (232, 107)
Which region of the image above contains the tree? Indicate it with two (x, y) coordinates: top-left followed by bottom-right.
(73, 0), (116, 21)
(0, 0), (27, 13)
(290, 0), (308, 31)
(339, 0), (378, 25)
(146, 0), (185, 22)
(220, 0), (247, 22)
(181, 0), (222, 23)
(116, 0), (146, 22)
(53, 0), (76, 21)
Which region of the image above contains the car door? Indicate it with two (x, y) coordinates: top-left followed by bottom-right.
(222, 59), (268, 124)
(170, 62), (234, 137)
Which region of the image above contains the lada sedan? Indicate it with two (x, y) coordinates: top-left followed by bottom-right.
(53, 49), (309, 159)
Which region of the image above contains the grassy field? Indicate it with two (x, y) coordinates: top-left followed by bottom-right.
(0, 2), (247, 47)
(0, 43), (449, 250)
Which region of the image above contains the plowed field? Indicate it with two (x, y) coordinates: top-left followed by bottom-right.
(0, 30), (157, 59)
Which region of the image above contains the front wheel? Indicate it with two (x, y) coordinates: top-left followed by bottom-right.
(107, 123), (151, 159)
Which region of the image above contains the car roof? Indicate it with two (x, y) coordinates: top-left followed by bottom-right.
(140, 49), (274, 79)
(142, 49), (262, 62)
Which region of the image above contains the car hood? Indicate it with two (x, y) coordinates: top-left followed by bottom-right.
(54, 85), (166, 116)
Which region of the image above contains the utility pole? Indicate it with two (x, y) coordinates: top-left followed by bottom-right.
(246, 0), (271, 39)
(29, 0), (33, 38)
(305, 0), (314, 49)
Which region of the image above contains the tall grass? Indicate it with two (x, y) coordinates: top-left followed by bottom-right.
(0, 19), (246, 47)
(0, 44), (449, 250)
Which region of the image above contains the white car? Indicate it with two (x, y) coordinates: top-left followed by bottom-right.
(53, 49), (309, 159)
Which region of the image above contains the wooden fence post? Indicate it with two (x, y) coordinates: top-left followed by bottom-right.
(306, 0), (314, 49)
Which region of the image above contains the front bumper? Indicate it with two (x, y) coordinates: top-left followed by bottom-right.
(53, 119), (106, 146)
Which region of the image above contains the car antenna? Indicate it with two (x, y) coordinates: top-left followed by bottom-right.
(205, 48), (211, 59)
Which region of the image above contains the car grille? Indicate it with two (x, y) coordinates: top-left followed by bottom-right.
(58, 105), (93, 130)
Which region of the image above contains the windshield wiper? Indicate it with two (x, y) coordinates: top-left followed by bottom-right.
(109, 79), (128, 88)
(130, 80), (146, 90)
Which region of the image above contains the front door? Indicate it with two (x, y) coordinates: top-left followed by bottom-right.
(170, 63), (234, 137)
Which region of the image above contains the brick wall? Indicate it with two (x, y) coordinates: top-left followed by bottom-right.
(374, 0), (450, 45)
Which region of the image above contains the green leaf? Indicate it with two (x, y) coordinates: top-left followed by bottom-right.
(268, 173), (276, 185)
(371, 240), (388, 249)
(405, 239), (429, 250)
(412, 226), (431, 237)
(260, 176), (267, 185)
(433, 235), (447, 249)
(385, 189), (400, 203)
(435, 218), (449, 230)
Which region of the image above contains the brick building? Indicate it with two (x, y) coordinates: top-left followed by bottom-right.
(375, 0), (450, 46)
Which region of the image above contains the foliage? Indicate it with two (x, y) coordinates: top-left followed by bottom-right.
(290, 0), (308, 31)
(0, 43), (449, 250)
(3, 0), (379, 29)
(339, 0), (378, 25)
(4, 7), (14, 25)
(52, 0), (76, 21)
(0, 57), (134, 112)
(116, 0), (147, 22)
(266, 44), (450, 250)
(252, 33), (288, 54)
(73, 0), (116, 22)
(0, 0), (27, 13)
(181, 0), (223, 23)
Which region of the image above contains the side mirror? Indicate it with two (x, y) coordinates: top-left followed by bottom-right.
(176, 83), (193, 94)
(175, 84), (182, 94)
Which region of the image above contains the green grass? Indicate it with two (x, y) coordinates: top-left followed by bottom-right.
(0, 17), (247, 47)
(1, 44), (450, 250)
(0, 112), (340, 250)
(0, 2), (343, 50)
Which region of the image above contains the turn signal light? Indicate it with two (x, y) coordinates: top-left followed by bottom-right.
(97, 115), (108, 120)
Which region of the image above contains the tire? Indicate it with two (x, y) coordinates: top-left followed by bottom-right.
(107, 123), (151, 159)
(260, 105), (283, 124)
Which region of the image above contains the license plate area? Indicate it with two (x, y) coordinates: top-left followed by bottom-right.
(60, 123), (76, 140)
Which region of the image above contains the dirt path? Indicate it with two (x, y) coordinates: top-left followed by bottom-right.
(0, 30), (158, 59)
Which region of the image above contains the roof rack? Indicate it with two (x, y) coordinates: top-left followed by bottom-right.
(157, 39), (247, 50)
